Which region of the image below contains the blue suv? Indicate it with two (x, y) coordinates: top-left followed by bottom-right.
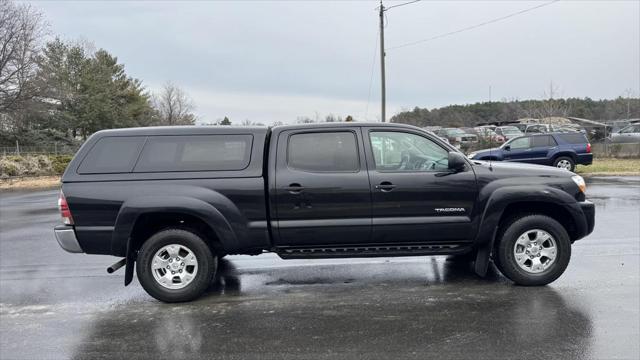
(468, 132), (593, 171)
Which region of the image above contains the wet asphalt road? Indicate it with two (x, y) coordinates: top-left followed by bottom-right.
(0, 177), (639, 360)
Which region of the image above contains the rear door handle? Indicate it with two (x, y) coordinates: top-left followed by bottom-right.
(375, 182), (396, 192)
(285, 183), (305, 194)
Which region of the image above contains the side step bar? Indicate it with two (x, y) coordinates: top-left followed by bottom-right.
(107, 258), (126, 274)
(277, 244), (472, 259)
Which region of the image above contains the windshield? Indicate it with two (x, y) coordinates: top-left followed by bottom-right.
(446, 129), (466, 136)
(476, 128), (496, 136)
(501, 127), (522, 135)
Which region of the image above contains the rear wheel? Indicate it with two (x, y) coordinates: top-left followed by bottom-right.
(136, 228), (217, 302)
(553, 156), (575, 171)
(495, 215), (571, 286)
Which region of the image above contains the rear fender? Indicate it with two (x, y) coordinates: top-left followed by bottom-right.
(112, 196), (239, 286)
(552, 151), (577, 162)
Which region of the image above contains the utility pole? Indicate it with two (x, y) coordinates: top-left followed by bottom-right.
(379, 0), (386, 122)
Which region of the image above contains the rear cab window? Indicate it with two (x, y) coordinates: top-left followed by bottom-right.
(134, 135), (252, 172)
(77, 136), (145, 174)
(77, 134), (253, 174)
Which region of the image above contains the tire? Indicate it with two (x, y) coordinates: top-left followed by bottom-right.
(136, 228), (217, 302)
(495, 215), (571, 286)
(553, 156), (575, 171)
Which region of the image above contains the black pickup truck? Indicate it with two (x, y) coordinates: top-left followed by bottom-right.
(54, 123), (594, 302)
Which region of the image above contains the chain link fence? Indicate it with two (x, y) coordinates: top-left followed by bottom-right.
(1, 143), (81, 156)
(592, 141), (640, 158)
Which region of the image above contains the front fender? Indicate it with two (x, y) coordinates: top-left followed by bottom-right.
(474, 185), (577, 246)
(111, 196), (238, 257)
(473, 185), (579, 276)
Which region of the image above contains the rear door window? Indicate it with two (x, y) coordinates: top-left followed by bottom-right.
(287, 132), (359, 172)
(78, 136), (145, 174)
(134, 135), (253, 172)
(531, 135), (554, 147)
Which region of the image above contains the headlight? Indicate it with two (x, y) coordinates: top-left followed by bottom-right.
(468, 152), (477, 159)
(571, 175), (586, 193)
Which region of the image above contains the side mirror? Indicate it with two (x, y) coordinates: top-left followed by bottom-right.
(448, 152), (467, 172)
(503, 145), (511, 151)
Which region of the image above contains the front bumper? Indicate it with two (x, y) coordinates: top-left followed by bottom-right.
(579, 200), (595, 236)
(54, 225), (83, 253)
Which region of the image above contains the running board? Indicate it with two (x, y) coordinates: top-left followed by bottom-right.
(276, 244), (472, 259)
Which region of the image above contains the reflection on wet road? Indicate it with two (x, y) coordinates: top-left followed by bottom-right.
(1, 177), (639, 359)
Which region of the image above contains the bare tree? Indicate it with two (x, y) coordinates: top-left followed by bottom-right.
(534, 81), (571, 120)
(296, 116), (315, 124)
(0, 0), (47, 113)
(153, 82), (197, 125)
(623, 88), (637, 120)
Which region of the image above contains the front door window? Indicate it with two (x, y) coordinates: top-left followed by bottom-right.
(369, 131), (449, 172)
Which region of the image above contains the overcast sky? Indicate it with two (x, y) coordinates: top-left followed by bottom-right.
(32, 0), (640, 125)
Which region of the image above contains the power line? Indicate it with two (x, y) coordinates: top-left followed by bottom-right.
(365, 29), (379, 120)
(385, 0), (421, 11)
(388, 0), (560, 51)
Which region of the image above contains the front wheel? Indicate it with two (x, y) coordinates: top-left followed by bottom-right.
(495, 215), (571, 286)
(136, 228), (217, 302)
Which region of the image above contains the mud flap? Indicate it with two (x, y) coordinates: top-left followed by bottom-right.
(124, 240), (136, 286)
(474, 244), (491, 277)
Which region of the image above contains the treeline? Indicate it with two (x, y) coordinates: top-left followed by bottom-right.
(0, 1), (197, 147)
(390, 97), (640, 128)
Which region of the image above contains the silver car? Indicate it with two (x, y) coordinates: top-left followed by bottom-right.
(610, 124), (640, 143)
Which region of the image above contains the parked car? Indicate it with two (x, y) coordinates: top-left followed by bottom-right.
(608, 120), (631, 134)
(510, 123), (529, 132)
(468, 132), (593, 171)
(525, 124), (583, 134)
(495, 126), (524, 140)
(473, 127), (505, 144)
(55, 123), (594, 302)
(561, 124), (588, 134)
(435, 128), (478, 145)
(609, 124), (640, 143)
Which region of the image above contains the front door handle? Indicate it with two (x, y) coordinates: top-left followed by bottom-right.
(285, 183), (305, 194)
(375, 181), (396, 192)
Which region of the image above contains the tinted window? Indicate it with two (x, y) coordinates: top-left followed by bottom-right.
(287, 132), (359, 172)
(78, 136), (145, 174)
(370, 131), (449, 172)
(134, 135), (252, 172)
(557, 133), (588, 144)
(531, 135), (554, 147)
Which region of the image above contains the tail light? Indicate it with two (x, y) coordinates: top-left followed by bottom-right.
(58, 191), (74, 225)
(586, 143), (591, 153)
